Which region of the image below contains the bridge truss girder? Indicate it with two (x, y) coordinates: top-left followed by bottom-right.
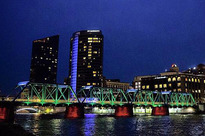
(127, 90), (196, 107)
(14, 82), (79, 106)
(77, 87), (128, 106)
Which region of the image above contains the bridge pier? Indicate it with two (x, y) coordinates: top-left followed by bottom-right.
(0, 102), (14, 122)
(115, 104), (133, 117)
(65, 104), (84, 118)
(152, 105), (169, 116)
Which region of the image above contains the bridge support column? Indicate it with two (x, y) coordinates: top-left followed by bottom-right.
(115, 104), (133, 117)
(65, 104), (84, 118)
(152, 105), (169, 116)
(0, 102), (14, 122)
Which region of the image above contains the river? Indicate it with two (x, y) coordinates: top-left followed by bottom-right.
(15, 114), (205, 136)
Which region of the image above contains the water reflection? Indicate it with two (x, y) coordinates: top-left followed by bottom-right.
(83, 114), (97, 136)
(15, 114), (205, 136)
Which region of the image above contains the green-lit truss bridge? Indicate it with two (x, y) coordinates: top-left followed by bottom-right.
(77, 87), (196, 107)
(9, 81), (196, 107)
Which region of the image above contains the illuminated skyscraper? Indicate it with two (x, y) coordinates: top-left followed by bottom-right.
(68, 30), (104, 92)
(30, 35), (59, 84)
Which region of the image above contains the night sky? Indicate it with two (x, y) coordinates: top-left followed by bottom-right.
(0, 0), (205, 94)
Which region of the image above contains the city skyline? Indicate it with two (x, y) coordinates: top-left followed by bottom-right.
(1, 0), (205, 94)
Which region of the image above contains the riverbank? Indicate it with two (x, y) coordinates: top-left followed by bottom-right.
(0, 122), (34, 136)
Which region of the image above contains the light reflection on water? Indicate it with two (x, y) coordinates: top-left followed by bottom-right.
(15, 114), (205, 136)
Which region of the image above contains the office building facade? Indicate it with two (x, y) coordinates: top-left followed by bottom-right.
(133, 64), (205, 103)
(68, 30), (104, 92)
(104, 79), (131, 92)
(30, 35), (59, 84)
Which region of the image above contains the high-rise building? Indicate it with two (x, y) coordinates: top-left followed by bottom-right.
(30, 35), (59, 84)
(68, 30), (104, 92)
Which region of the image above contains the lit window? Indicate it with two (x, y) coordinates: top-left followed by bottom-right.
(169, 83), (172, 87)
(93, 51), (97, 54)
(189, 78), (191, 82)
(93, 71), (96, 73)
(155, 85), (158, 89)
(88, 51), (92, 54)
(45, 78), (47, 80)
(84, 46), (87, 48)
(142, 86), (145, 89)
(48, 67), (51, 69)
(177, 77), (181, 81)
(88, 54), (92, 56)
(192, 78), (194, 82)
(177, 89), (181, 92)
(159, 84), (162, 88)
(199, 90), (201, 93)
(195, 79), (197, 82)
(163, 84), (167, 88)
(172, 77), (176, 81)
(93, 83), (96, 85)
(146, 85), (149, 89)
(79, 41), (82, 43)
(185, 78), (188, 81)
(177, 83), (181, 87)
(198, 79), (200, 83)
(93, 74), (96, 77)
(88, 65), (91, 68)
(83, 57), (86, 59)
(40, 57), (43, 59)
(168, 78), (171, 82)
(87, 83), (91, 85)
(50, 47), (52, 50)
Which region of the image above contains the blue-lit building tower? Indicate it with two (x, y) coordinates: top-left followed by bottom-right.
(68, 30), (104, 92)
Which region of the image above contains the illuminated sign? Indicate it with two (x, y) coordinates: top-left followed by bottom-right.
(87, 30), (100, 32)
(154, 76), (167, 79)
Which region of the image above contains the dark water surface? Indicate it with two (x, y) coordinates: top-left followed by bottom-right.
(15, 114), (205, 136)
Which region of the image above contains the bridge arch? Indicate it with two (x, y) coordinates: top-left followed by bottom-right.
(16, 108), (38, 113)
